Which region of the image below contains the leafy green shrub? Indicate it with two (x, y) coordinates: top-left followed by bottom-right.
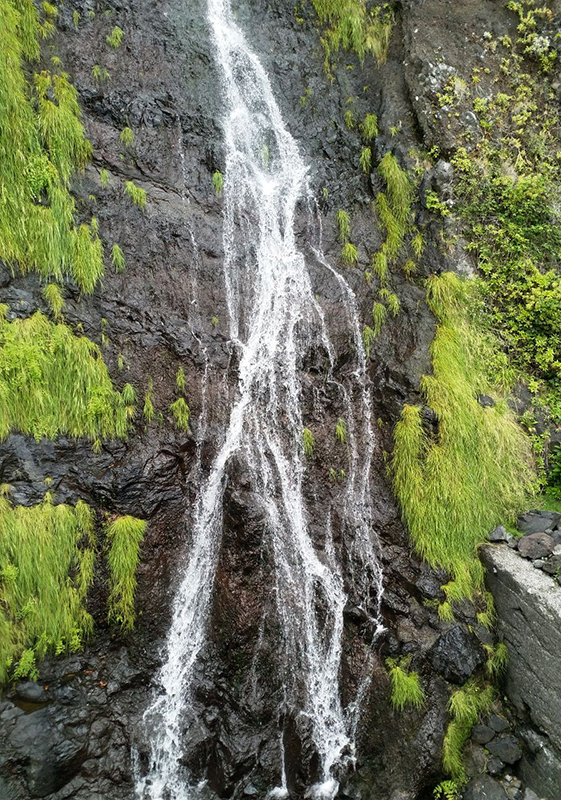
(106, 515), (146, 631)
(392, 273), (534, 603)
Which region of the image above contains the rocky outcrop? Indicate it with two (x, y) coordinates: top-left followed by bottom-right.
(482, 544), (561, 800)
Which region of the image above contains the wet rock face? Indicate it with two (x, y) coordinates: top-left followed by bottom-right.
(0, 1), (506, 798)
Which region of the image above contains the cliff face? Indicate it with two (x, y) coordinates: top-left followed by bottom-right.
(0, 1), (551, 799)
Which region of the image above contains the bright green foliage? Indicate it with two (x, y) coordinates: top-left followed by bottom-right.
(342, 242), (358, 265)
(125, 180), (146, 208)
(303, 427), (315, 457)
(170, 397), (190, 431)
(433, 781), (460, 800)
(336, 209), (351, 242)
(392, 273), (534, 604)
(443, 680), (494, 781)
(43, 283), (64, 320)
(213, 170), (224, 196)
(484, 641), (508, 678)
(0, 308), (134, 442)
(176, 366), (186, 393)
(106, 25), (123, 49)
(360, 112), (378, 141)
(99, 168), (109, 187)
(359, 146), (372, 173)
(386, 656), (426, 711)
(379, 287), (399, 315)
(143, 380), (155, 422)
(111, 243), (126, 272)
(0, 493), (96, 684)
(72, 10), (80, 29)
(92, 64), (110, 84)
(363, 325), (376, 357)
(312, 0), (394, 69)
(120, 126), (133, 147)
(372, 153), (413, 284)
(335, 417), (347, 444)
(0, 3), (104, 294)
(372, 301), (386, 335)
(106, 515), (146, 631)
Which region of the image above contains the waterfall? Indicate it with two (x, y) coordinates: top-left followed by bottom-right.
(135, 1), (384, 797)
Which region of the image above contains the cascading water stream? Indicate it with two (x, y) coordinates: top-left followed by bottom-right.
(135, 1), (384, 798)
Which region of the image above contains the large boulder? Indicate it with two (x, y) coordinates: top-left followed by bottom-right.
(429, 626), (485, 684)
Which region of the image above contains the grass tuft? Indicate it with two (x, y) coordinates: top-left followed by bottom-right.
(386, 656), (426, 711)
(170, 397), (190, 431)
(106, 515), (146, 631)
(125, 180), (146, 208)
(111, 243), (125, 272)
(106, 25), (123, 49)
(443, 680), (494, 781)
(303, 426), (315, 457)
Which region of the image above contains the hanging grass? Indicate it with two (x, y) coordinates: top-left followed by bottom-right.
(125, 180), (146, 208)
(0, 492), (97, 684)
(443, 679), (495, 781)
(0, 307), (135, 443)
(392, 273), (535, 604)
(312, 0), (394, 69)
(111, 243), (126, 272)
(386, 656), (426, 712)
(0, 0), (104, 293)
(106, 515), (146, 631)
(170, 397), (190, 431)
(42, 282), (64, 319)
(303, 427), (315, 457)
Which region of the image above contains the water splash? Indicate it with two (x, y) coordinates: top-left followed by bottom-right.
(135, 1), (383, 797)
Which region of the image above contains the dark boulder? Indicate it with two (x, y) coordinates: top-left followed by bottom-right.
(463, 775), (508, 800)
(429, 626), (485, 684)
(517, 511), (560, 536)
(517, 533), (554, 560)
(486, 735), (522, 765)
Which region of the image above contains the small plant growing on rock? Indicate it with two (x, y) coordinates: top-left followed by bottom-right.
(359, 146), (372, 173)
(484, 641), (508, 678)
(362, 325), (376, 358)
(212, 170), (224, 196)
(73, 10), (80, 29)
(125, 181), (146, 209)
(360, 113), (378, 141)
(143, 380), (155, 423)
(92, 64), (110, 84)
(99, 168), (109, 187)
(386, 656), (426, 711)
(106, 25), (124, 49)
(341, 242), (358, 265)
(303, 427), (315, 457)
(176, 366), (187, 393)
(43, 283), (64, 320)
(335, 418), (347, 445)
(120, 126), (134, 147)
(111, 244), (125, 273)
(170, 398), (190, 432)
(336, 209), (351, 242)
(433, 781), (460, 800)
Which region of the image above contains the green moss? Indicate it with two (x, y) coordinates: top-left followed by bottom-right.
(392, 273), (534, 603)
(106, 515), (146, 631)
(0, 492), (96, 684)
(175, 366), (186, 393)
(386, 656), (426, 711)
(0, 307), (134, 443)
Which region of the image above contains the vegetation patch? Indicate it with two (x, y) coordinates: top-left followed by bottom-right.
(0, 307), (135, 446)
(311, 0), (394, 71)
(106, 515), (146, 631)
(392, 273), (534, 605)
(0, 0), (104, 293)
(386, 656), (426, 711)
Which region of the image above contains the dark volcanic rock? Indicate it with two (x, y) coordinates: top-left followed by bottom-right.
(472, 724), (496, 745)
(517, 533), (554, 560)
(429, 625), (485, 684)
(464, 775), (508, 800)
(487, 735), (522, 765)
(517, 511), (561, 536)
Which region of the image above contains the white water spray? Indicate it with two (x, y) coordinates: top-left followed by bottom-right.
(136, 1), (383, 797)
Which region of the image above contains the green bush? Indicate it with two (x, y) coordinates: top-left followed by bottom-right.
(106, 515), (146, 631)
